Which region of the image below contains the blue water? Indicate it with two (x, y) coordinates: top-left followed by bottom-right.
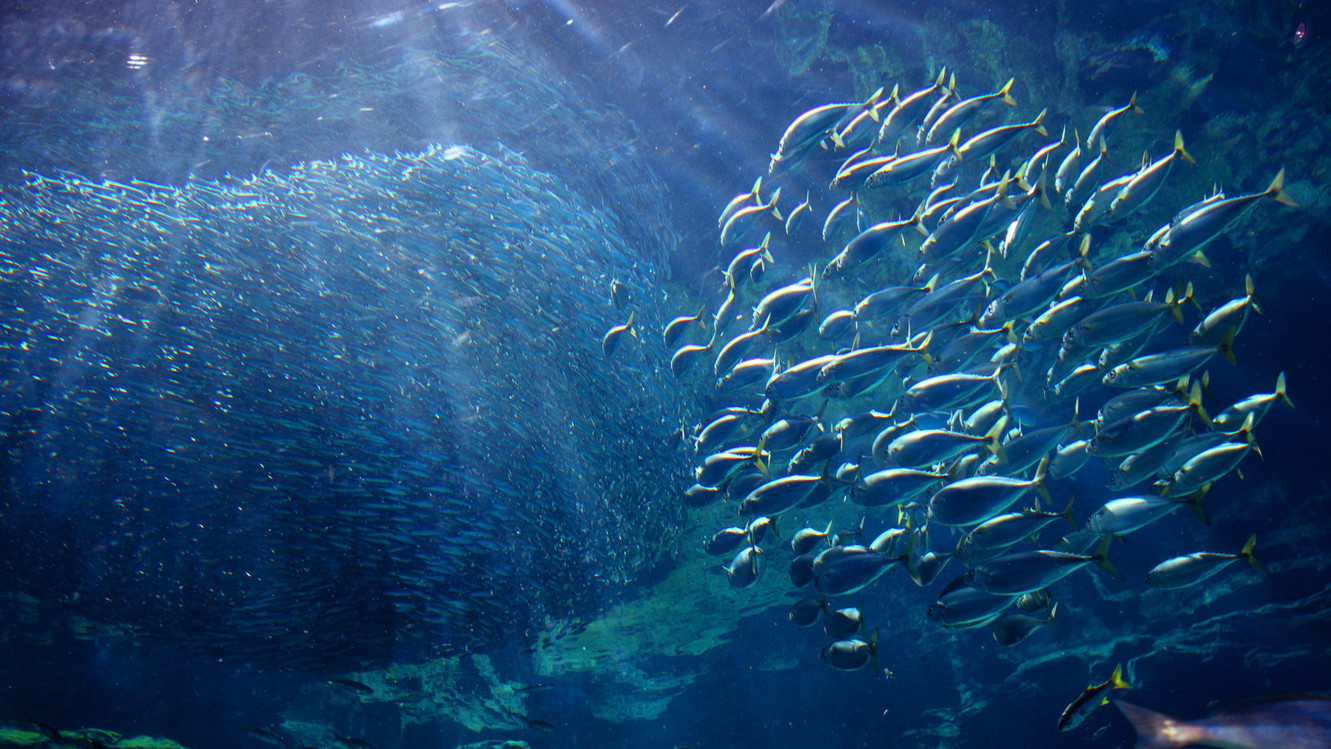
(1, 2), (1329, 748)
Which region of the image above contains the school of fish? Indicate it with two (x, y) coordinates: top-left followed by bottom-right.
(0, 144), (686, 672)
(654, 67), (1298, 724)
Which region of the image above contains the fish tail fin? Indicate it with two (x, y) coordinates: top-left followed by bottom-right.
(1032, 455), (1051, 505)
(934, 68), (948, 89)
(1093, 536), (1121, 579)
(984, 416), (1009, 463)
(1110, 663), (1133, 690)
(1035, 167), (1053, 211)
(948, 128), (962, 157)
(1241, 534), (1267, 573)
(1072, 233), (1094, 271)
(752, 437), (771, 476)
(864, 85), (885, 114)
(1187, 381), (1212, 428)
(1174, 130), (1195, 164)
(911, 202), (932, 236)
(1015, 157), (1033, 190)
(1061, 495), (1079, 529)
(1068, 397), (1086, 436)
(998, 171), (1017, 210)
(1129, 91), (1144, 115)
(1237, 414), (1262, 459)
(1185, 249), (1213, 268)
(1045, 602), (1060, 642)
(766, 187), (785, 222)
(1032, 107), (1048, 136)
(1267, 168), (1299, 207)
(1181, 487), (1212, 525)
(1115, 701), (1193, 749)
(915, 329), (935, 356)
(1218, 327), (1237, 366)
(999, 77), (1017, 107)
(1276, 370), (1294, 409)
(1170, 282), (1190, 322)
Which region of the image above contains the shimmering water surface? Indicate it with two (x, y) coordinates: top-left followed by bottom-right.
(0, 2), (1329, 748)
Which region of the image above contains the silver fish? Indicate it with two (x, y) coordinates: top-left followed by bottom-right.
(718, 176), (763, 228)
(739, 474), (824, 517)
(1105, 130), (1194, 221)
(717, 357), (776, 392)
(957, 109), (1047, 164)
(821, 630), (879, 672)
(670, 337), (714, 378)
(1155, 170), (1297, 266)
(1084, 91), (1143, 150)
(852, 467), (947, 508)
(1087, 495), (1184, 537)
(770, 89), (884, 172)
(1102, 337), (1234, 389)
(990, 603), (1057, 646)
(752, 276), (814, 330)
(1211, 371), (1293, 431)
(1146, 534), (1265, 589)
(1088, 384), (1206, 458)
(817, 336), (931, 388)
(725, 545), (763, 588)
(813, 545), (897, 596)
(979, 236), (1089, 327)
(1161, 415), (1258, 497)
(876, 68), (948, 147)
(765, 352), (841, 401)
(713, 326), (769, 378)
(1190, 274), (1260, 347)
(791, 521), (834, 555)
(1059, 664), (1131, 732)
(959, 497), (1075, 558)
(663, 303), (707, 347)
(1064, 287), (1186, 349)
(1081, 249), (1160, 299)
(829, 217), (920, 277)
(704, 526), (748, 556)
(723, 232), (774, 292)
(1063, 135), (1107, 209)
(601, 311), (636, 358)
(720, 188), (782, 247)
(887, 421), (1005, 469)
(926, 580), (1014, 628)
(863, 131), (962, 189)
(817, 309), (857, 341)
(1053, 128), (1083, 197)
(784, 190), (813, 235)
(928, 467), (1050, 527)
(967, 541), (1114, 596)
(823, 606), (864, 638)
(924, 77), (1017, 145)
